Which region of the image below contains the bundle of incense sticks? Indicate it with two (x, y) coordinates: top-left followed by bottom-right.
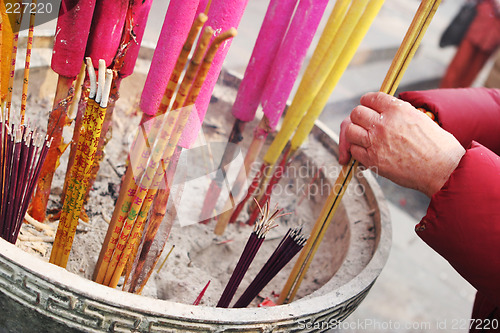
(217, 201), (281, 308)
(49, 59), (113, 268)
(60, 0), (154, 220)
(214, 0), (355, 232)
(233, 227), (307, 308)
(229, 0), (385, 226)
(0, 121), (50, 244)
(202, 0), (328, 226)
(29, 0), (96, 222)
(93, 23), (237, 289)
(92, 2), (206, 282)
(278, 0), (442, 305)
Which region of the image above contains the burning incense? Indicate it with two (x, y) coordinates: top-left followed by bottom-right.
(50, 59), (113, 268)
(120, 28), (238, 291)
(177, 0), (249, 150)
(213, 0), (331, 233)
(20, 0), (36, 125)
(101, 28), (237, 289)
(29, 0), (96, 222)
(278, 0), (441, 305)
(139, 0), (201, 120)
(202, 0), (325, 224)
(215, 0), (355, 232)
(233, 227), (306, 308)
(217, 201), (280, 308)
(0, 124), (50, 244)
(246, 0), (385, 225)
(92, 2), (203, 280)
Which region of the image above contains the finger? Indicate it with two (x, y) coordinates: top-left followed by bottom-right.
(350, 105), (380, 130)
(346, 123), (370, 148)
(338, 118), (352, 165)
(360, 91), (412, 114)
(350, 144), (371, 168)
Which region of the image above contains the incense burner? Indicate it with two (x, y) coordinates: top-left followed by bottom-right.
(0, 36), (391, 332)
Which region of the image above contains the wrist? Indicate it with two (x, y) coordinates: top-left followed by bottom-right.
(425, 143), (466, 197)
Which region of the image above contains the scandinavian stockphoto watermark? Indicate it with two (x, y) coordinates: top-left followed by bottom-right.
(297, 318), (499, 331)
(126, 110), (378, 226)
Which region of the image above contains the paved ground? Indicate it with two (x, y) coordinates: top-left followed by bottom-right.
(37, 0), (486, 331)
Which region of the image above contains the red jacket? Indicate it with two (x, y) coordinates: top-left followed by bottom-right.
(399, 88), (500, 332)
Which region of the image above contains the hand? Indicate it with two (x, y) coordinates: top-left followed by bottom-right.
(339, 92), (465, 197)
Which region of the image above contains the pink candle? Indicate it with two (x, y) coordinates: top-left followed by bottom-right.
(261, 0), (329, 130)
(51, 0), (96, 78)
(119, 0), (154, 78)
(139, 0), (200, 116)
(85, 0), (129, 68)
(178, 0), (249, 149)
(231, 0), (298, 122)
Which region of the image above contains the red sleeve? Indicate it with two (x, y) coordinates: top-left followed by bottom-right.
(399, 88), (500, 155)
(416, 142), (500, 306)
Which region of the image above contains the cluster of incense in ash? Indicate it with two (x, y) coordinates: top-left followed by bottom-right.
(0, 121), (50, 244)
(0, 0), (440, 309)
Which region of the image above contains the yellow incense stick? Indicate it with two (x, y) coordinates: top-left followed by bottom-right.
(20, 0), (36, 124)
(104, 28), (237, 288)
(93, 17), (210, 281)
(278, 0), (441, 305)
(96, 27), (215, 286)
(50, 58), (98, 265)
(50, 61), (113, 267)
(5, 4), (24, 119)
(59, 68), (113, 267)
(158, 13), (207, 114)
(263, 0), (369, 167)
(290, 0), (384, 152)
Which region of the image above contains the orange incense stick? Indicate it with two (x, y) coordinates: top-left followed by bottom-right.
(92, 15), (209, 281)
(5, 4), (23, 120)
(20, 0), (36, 124)
(95, 26), (215, 286)
(103, 28), (237, 289)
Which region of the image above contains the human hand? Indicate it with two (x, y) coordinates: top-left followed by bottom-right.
(338, 92), (465, 197)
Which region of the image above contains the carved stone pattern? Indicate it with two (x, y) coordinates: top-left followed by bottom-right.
(0, 254), (372, 332)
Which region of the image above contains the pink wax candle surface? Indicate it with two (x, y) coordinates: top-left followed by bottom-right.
(139, 0), (200, 116)
(51, 0), (96, 78)
(231, 0), (298, 123)
(179, 0), (249, 149)
(261, 0), (329, 130)
(119, 0), (154, 78)
(85, 0), (129, 68)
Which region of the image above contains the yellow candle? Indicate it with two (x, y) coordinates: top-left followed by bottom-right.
(291, 0), (385, 151)
(263, 0), (370, 166)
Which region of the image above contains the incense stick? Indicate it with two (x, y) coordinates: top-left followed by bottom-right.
(20, 0), (37, 125)
(278, 0), (441, 305)
(193, 280), (211, 305)
(217, 201), (279, 308)
(0, 123), (50, 243)
(101, 28), (237, 289)
(233, 227), (306, 308)
(50, 59), (113, 267)
(93, 15), (210, 281)
(215, 0), (357, 232)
